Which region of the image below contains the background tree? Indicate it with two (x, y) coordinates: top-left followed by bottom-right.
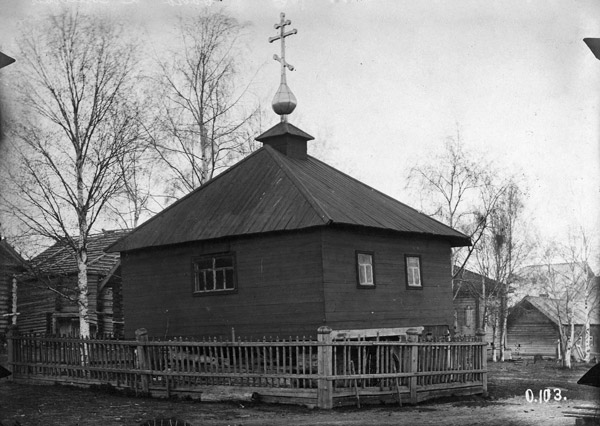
(147, 11), (261, 199)
(473, 181), (528, 361)
(406, 132), (518, 284)
(1, 10), (142, 338)
(522, 229), (598, 367)
(563, 228), (599, 363)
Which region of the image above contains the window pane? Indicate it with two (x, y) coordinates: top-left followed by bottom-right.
(195, 273), (202, 292)
(413, 269), (421, 285)
(215, 270), (225, 290)
(407, 257), (419, 268)
(358, 253), (372, 265)
(225, 269), (234, 289)
(205, 271), (214, 291)
(197, 258), (212, 270)
(215, 256), (233, 268)
(365, 264), (373, 284)
(359, 265), (367, 285)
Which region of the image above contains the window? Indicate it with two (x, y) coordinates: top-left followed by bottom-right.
(356, 251), (375, 287)
(405, 255), (422, 288)
(193, 253), (236, 295)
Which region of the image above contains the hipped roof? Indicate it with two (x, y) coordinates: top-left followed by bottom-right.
(108, 145), (470, 253)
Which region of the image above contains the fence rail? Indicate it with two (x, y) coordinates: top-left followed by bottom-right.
(6, 326), (487, 408)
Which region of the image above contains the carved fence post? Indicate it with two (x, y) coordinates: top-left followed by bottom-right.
(6, 325), (18, 382)
(476, 329), (488, 397)
(135, 328), (149, 394)
(317, 326), (333, 409)
(406, 328), (420, 405)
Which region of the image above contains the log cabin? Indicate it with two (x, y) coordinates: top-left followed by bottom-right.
(17, 230), (127, 337)
(108, 121), (471, 340)
(0, 239), (27, 338)
(507, 295), (600, 359)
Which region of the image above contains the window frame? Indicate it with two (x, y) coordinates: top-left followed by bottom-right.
(404, 254), (423, 289)
(192, 252), (238, 296)
(355, 250), (376, 288)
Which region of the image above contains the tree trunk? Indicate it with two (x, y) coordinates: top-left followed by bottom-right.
(77, 160), (91, 340)
(564, 323), (574, 369)
(584, 301), (591, 363)
(499, 290), (508, 362)
(492, 314), (499, 362)
(77, 232), (90, 339)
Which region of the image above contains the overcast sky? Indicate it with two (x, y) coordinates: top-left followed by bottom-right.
(1, 0), (599, 261)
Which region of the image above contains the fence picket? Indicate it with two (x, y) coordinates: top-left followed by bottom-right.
(7, 328), (487, 408)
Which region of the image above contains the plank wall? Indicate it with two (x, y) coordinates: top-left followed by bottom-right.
(507, 306), (559, 356)
(320, 227), (455, 332)
(120, 230), (326, 339)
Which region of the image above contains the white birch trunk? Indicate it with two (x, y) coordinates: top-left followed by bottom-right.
(77, 234), (90, 339)
(564, 323), (574, 369)
(492, 314), (498, 362)
(584, 300), (591, 363)
(500, 312), (507, 362)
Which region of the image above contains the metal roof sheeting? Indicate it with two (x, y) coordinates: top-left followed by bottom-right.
(109, 145), (470, 253)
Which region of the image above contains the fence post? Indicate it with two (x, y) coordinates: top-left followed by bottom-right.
(135, 328), (149, 394)
(6, 325), (18, 382)
(406, 328), (420, 405)
(317, 326), (333, 409)
(476, 329), (488, 397)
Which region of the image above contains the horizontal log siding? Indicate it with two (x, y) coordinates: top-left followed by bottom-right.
(17, 274), (112, 335)
(507, 308), (558, 357)
(16, 282), (54, 334)
(121, 230), (325, 339)
(321, 228), (454, 331)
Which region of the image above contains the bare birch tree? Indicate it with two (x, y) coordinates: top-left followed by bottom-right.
(407, 133), (516, 283)
(1, 10), (141, 338)
(147, 11), (260, 198)
(474, 182), (528, 361)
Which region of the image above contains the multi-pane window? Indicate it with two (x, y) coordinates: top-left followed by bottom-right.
(193, 254), (236, 294)
(405, 255), (422, 288)
(356, 252), (375, 287)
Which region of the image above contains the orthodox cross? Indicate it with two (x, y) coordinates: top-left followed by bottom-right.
(268, 13), (298, 121)
(269, 13), (297, 84)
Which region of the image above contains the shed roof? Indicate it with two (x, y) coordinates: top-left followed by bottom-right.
(108, 144), (470, 253)
(31, 230), (128, 276)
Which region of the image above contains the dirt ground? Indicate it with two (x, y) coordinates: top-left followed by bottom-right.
(0, 360), (598, 426)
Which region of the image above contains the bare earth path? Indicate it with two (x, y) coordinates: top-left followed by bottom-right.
(1, 360), (598, 426)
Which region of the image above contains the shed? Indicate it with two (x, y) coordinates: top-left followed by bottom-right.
(507, 295), (600, 358)
(108, 121), (470, 340)
(18, 230), (127, 337)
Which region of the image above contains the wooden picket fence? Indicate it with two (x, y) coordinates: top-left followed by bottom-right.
(6, 326), (487, 408)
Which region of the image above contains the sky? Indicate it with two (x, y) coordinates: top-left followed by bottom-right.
(0, 0), (599, 264)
